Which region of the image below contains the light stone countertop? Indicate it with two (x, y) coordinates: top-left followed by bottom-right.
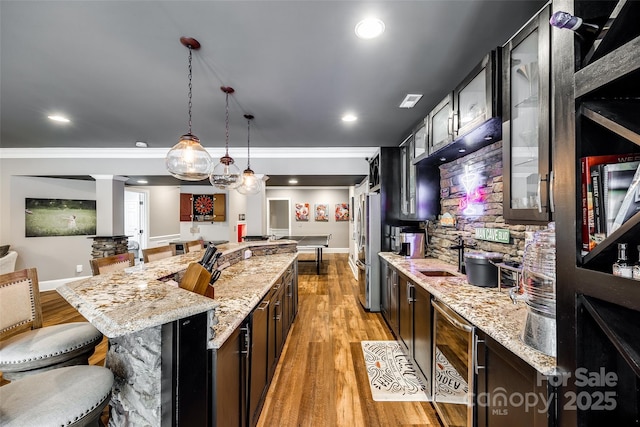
(379, 253), (557, 376)
(57, 241), (296, 340)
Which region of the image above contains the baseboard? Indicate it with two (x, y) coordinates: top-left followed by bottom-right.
(348, 257), (358, 279)
(40, 276), (91, 292)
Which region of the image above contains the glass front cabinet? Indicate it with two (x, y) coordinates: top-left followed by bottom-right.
(400, 133), (417, 219)
(427, 93), (454, 154)
(502, 4), (553, 223)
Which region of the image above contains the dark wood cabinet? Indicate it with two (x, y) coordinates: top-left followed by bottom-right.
(179, 192), (226, 222)
(553, 1), (640, 426)
(503, 3), (553, 224)
(381, 261), (399, 337)
(212, 324), (247, 427)
(248, 300), (269, 427)
(397, 270), (432, 391)
(476, 331), (554, 427)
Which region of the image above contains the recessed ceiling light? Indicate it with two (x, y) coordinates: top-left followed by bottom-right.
(399, 94), (423, 109)
(439, 157), (447, 162)
(289, 179), (298, 184)
(458, 148), (466, 153)
(137, 180), (148, 184)
(47, 115), (70, 123)
(355, 18), (385, 39)
(342, 114), (358, 122)
(135, 141), (148, 148)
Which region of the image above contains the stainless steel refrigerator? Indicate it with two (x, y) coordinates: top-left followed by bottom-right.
(356, 192), (381, 311)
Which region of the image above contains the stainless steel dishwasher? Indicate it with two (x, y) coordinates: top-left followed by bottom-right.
(432, 298), (479, 427)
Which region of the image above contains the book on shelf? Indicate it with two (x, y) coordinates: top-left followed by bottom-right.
(590, 165), (605, 245)
(580, 153), (640, 253)
(603, 161), (639, 236)
(611, 163), (640, 234)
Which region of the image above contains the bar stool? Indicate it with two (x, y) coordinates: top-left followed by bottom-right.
(184, 239), (205, 253)
(142, 245), (176, 263)
(90, 252), (135, 275)
(0, 269), (103, 381)
(0, 365), (113, 426)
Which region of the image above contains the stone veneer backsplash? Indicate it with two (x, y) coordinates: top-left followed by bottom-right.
(426, 141), (549, 265)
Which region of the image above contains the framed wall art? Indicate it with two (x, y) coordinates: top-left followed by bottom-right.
(335, 203), (349, 221)
(295, 203), (310, 221)
(315, 203), (329, 221)
(25, 198), (97, 237)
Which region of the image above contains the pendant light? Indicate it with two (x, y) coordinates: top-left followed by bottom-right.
(166, 37), (213, 181)
(210, 86), (242, 189)
(237, 114), (263, 195)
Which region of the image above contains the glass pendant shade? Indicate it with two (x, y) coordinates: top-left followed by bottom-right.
(237, 168), (263, 195)
(166, 134), (212, 181)
(210, 86), (242, 189)
(166, 37), (212, 181)
(210, 154), (242, 189)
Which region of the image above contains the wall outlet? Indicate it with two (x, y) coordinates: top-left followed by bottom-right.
(190, 226), (200, 234)
(76, 264), (83, 273)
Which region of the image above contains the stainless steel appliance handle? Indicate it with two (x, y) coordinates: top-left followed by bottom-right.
(432, 299), (473, 333)
(537, 174), (542, 214)
(549, 170), (555, 213)
(407, 282), (415, 303)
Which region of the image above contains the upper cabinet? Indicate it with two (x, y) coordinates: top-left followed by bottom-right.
(502, 4), (552, 223)
(419, 50), (502, 167)
(427, 93), (455, 155)
(179, 193), (226, 222)
(454, 49), (502, 139)
(401, 133), (418, 219)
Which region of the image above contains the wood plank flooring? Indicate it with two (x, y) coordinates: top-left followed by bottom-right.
(257, 254), (442, 427)
(7, 253), (442, 426)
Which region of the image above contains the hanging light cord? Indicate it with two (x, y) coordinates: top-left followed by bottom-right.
(246, 118), (251, 169)
(186, 46), (193, 135)
(224, 91), (230, 156)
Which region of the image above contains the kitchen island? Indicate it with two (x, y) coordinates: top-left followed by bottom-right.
(58, 240), (297, 427)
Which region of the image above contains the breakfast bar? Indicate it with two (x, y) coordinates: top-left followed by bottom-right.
(57, 240), (297, 426)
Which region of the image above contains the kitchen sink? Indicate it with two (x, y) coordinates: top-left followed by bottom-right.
(416, 270), (457, 277)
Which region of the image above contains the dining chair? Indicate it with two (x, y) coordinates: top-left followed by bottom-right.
(179, 262), (212, 297)
(184, 239), (205, 253)
(90, 252), (135, 276)
(142, 245), (176, 263)
(0, 268), (103, 381)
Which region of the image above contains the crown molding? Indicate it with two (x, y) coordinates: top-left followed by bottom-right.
(0, 147), (379, 159)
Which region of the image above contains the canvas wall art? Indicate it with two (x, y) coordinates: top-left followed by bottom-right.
(315, 203), (329, 221)
(295, 203), (310, 221)
(335, 203), (349, 221)
(25, 198), (97, 237)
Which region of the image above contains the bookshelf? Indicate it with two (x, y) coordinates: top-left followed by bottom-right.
(554, 0), (640, 425)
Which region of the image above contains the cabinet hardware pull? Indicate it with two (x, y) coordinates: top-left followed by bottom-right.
(537, 174), (543, 214)
(407, 283), (415, 303)
(257, 301), (269, 310)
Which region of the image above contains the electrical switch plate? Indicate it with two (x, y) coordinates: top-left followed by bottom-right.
(76, 264), (83, 273)
(190, 226), (200, 233)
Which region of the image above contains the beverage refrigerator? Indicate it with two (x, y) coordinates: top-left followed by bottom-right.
(356, 192), (381, 311)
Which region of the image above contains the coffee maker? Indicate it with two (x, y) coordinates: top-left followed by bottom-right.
(398, 229), (426, 258)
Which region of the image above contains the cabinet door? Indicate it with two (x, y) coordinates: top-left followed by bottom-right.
(412, 285), (432, 390)
(180, 193), (192, 222)
(213, 193), (226, 222)
(455, 51), (499, 138)
(248, 301), (269, 427)
(215, 325), (247, 427)
(398, 275), (413, 356)
(476, 332), (552, 427)
(428, 93), (454, 153)
(388, 267), (399, 337)
(503, 4), (552, 223)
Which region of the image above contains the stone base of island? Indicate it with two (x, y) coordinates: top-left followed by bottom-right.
(58, 240), (299, 426)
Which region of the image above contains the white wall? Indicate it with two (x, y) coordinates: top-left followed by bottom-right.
(266, 187), (351, 250)
(8, 176), (96, 281)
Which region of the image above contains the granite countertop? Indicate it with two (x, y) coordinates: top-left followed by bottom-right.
(57, 240), (295, 339)
(209, 252), (297, 349)
(379, 253), (557, 375)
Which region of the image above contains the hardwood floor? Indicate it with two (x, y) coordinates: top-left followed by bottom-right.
(10, 253), (442, 426)
(257, 254), (442, 427)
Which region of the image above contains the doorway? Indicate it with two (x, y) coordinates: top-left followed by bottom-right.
(124, 189), (149, 262)
(267, 198), (290, 238)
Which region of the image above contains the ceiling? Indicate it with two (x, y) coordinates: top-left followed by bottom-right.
(0, 0), (546, 186)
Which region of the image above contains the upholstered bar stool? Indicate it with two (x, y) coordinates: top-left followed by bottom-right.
(0, 269), (103, 381)
(90, 252), (135, 275)
(184, 239), (205, 253)
(0, 365), (114, 427)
